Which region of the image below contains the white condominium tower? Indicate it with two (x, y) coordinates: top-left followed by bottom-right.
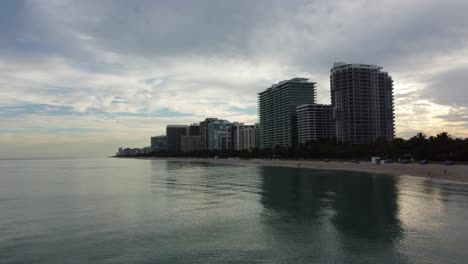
(331, 62), (395, 144)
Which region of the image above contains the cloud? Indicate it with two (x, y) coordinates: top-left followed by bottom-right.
(1, 0), (468, 157)
(425, 65), (468, 106)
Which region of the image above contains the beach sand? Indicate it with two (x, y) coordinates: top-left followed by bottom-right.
(142, 157), (468, 184)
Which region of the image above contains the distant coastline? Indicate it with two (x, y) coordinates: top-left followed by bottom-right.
(115, 157), (468, 185)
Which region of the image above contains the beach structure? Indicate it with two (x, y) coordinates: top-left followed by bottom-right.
(331, 62), (395, 144)
(371, 157), (381, 164)
(258, 78), (317, 148)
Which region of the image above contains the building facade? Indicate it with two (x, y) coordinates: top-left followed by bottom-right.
(166, 125), (188, 152)
(151, 135), (167, 152)
(230, 122), (245, 151)
(207, 120), (232, 150)
(200, 118), (218, 150)
(331, 62), (395, 144)
(181, 136), (202, 152)
(142, 146), (151, 154)
(188, 123), (200, 136)
(258, 78), (317, 148)
(240, 124), (259, 150)
(296, 104), (334, 144)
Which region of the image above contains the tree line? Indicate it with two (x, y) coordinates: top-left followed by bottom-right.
(131, 132), (468, 162)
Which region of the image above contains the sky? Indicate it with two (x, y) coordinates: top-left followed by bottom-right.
(1, 0), (468, 158)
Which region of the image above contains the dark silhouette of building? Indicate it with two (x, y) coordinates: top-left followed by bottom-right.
(166, 125), (188, 152)
(188, 123), (200, 136)
(331, 62), (395, 144)
(181, 136), (202, 152)
(151, 135), (167, 152)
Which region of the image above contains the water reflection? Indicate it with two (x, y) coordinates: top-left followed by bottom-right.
(149, 160), (263, 214)
(260, 167), (330, 218)
(3, 158), (468, 264)
(260, 166), (405, 262)
(332, 173), (401, 237)
(145, 160), (468, 263)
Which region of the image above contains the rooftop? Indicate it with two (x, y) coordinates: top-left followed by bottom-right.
(331, 62), (383, 72)
(259, 77), (316, 95)
(167, 125), (188, 128)
(297, 103), (332, 109)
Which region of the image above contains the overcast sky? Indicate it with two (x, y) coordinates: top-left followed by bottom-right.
(1, 0), (468, 158)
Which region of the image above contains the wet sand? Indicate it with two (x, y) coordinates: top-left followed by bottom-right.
(143, 157), (468, 184)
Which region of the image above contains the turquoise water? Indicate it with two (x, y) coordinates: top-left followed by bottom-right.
(1, 158), (468, 263)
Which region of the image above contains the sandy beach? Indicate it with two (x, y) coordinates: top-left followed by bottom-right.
(140, 157), (468, 184)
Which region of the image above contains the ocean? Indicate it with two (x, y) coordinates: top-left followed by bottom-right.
(1, 158), (467, 263)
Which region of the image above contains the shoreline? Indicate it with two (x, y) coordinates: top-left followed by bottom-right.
(122, 157), (468, 185)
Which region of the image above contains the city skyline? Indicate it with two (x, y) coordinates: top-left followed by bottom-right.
(1, 0), (468, 158)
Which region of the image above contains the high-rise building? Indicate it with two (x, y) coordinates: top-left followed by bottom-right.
(166, 125), (188, 152)
(240, 124), (259, 150)
(207, 120), (232, 150)
(188, 123), (200, 136)
(151, 135), (167, 152)
(258, 78), (317, 148)
(255, 123), (261, 148)
(217, 130), (230, 151)
(230, 122), (245, 151)
(181, 122), (202, 152)
(296, 104), (334, 144)
(331, 62), (395, 144)
(200, 118), (218, 150)
(181, 136), (202, 152)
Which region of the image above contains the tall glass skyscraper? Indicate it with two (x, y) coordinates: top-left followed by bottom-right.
(258, 78), (317, 148)
(331, 62), (395, 144)
(200, 118), (218, 150)
(207, 120), (232, 150)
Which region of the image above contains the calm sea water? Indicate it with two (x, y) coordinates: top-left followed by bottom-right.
(1, 158), (468, 263)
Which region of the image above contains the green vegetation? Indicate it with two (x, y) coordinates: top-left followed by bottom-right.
(136, 132), (468, 162)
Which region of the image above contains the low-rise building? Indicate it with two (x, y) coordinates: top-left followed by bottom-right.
(143, 146), (151, 154)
